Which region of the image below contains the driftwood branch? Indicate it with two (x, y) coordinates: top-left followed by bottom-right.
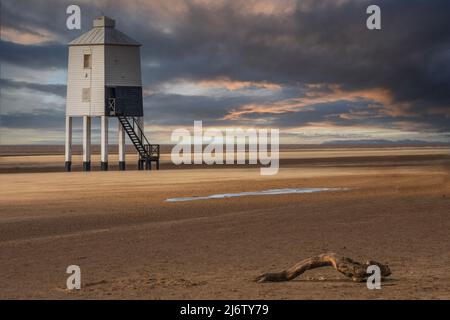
(255, 252), (391, 283)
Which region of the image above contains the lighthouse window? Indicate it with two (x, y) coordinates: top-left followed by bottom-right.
(82, 88), (91, 102)
(83, 54), (91, 69)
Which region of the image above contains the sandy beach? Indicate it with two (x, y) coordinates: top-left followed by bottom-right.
(0, 146), (449, 299)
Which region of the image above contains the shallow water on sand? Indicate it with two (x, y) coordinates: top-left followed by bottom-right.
(166, 187), (348, 202)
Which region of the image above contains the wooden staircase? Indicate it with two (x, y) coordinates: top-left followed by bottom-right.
(109, 98), (160, 170)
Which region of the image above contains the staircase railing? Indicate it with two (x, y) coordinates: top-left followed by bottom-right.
(145, 144), (160, 159)
(128, 117), (160, 159)
(108, 98), (116, 115)
(108, 98), (160, 160)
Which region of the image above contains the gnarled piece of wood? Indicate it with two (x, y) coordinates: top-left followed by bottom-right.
(255, 252), (391, 283)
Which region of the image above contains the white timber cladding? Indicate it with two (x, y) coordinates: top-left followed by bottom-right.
(66, 45), (105, 116)
(105, 45), (142, 86)
(66, 16), (142, 117)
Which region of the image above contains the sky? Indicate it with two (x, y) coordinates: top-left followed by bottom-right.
(1, 0), (450, 145)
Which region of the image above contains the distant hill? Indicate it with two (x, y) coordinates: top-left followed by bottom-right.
(322, 139), (449, 146)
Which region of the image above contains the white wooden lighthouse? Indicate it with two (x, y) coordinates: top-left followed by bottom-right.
(65, 16), (159, 171)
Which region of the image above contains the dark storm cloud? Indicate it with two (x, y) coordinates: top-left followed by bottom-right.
(0, 40), (66, 69)
(0, 0), (105, 69)
(0, 0), (98, 40)
(144, 92), (386, 130)
(0, 109), (64, 129)
(130, 0), (450, 112)
(221, 99), (389, 128)
(144, 92), (281, 126)
(1, 0), (450, 140)
(138, 0), (450, 133)
(0, 78), (66, 97)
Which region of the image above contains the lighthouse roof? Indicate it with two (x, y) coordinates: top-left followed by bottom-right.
(69, 16), (141, 46)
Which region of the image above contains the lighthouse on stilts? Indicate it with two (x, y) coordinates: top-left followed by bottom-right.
(65, 16), (159, 172)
